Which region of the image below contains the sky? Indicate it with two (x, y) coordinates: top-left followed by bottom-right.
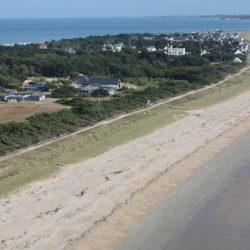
(0, 0), (249, 19)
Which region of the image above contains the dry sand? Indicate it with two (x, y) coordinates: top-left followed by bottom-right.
(1, 91), (250, 249)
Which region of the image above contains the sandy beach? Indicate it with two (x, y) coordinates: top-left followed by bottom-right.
(1, 89), (250, 249)
(116, 128), (250, 250)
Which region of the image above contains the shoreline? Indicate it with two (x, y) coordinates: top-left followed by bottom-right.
(2, 89), (250, 249)
(115, 120), (250, 250)
(71, 113), (250, 250)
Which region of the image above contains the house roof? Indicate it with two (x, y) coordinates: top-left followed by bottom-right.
(89, 76), (120, 87)
(73, 74), (121, 88)
(233, 57), (242, 63)
(73, 74), (90, 85)
(234, 50), (243, 55)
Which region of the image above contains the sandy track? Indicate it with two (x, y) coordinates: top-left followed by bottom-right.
(1, 89), (250, 249)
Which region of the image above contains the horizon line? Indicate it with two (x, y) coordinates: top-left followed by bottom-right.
(0, 14), (249, 20)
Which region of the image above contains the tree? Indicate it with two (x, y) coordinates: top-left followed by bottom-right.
(52, 85), (77, 98)
(91, 88), (110, 97)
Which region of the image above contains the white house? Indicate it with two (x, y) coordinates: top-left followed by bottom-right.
(233, 57), (243, 63)
(112, 43), (124, 52)
(65, 48), (76, 54)
(102, 43), (124, 52)
(234, 49), (243, 55)
(166, 45), (186, 56)
(146, 46), (157, 52)
(0, 92), (46, 102)
(200, 50), (209, 56)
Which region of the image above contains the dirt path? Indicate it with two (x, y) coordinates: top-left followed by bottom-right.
(1, 87), (250, 249)
(0, 65), (249, 164)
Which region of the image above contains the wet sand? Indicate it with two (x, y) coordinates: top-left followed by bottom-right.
(117, 131), (250, 250)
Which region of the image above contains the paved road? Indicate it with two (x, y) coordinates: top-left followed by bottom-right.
(117, 131), (250, 250)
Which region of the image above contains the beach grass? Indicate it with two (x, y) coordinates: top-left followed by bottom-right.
(0, 105), (186, 196)
(169, 68), (250, 110)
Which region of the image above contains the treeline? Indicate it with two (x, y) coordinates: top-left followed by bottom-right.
(0, 33), (245, 88)
(0, 63), (240, 156)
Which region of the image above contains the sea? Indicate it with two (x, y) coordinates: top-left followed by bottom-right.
(0, 17), (250, 45)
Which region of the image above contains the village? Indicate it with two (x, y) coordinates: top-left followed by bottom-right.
(101, 31), (248, 61)
(0, 31), (248, 104)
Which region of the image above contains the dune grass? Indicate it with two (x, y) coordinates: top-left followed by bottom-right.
(170, 68), (250, 110)
(0, 105), (186, 196)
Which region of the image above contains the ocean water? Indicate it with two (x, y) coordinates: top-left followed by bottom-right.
(0, 17), (250, 44)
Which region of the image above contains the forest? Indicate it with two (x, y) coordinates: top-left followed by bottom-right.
(0, 33), (245, 88)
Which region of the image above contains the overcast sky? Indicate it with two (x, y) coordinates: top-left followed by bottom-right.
(0, 0), (249, 19)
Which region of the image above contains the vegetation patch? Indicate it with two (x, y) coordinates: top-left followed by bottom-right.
(0, 105), (186, 196)
(170, 68), (250, 109)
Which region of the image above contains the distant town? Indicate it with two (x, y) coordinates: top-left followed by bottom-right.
(0, 31), (248, 103)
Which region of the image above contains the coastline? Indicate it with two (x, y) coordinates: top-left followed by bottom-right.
(72, 104), (250, 250)
(2, 88), (250, 249)
(115, 120), (250, 250)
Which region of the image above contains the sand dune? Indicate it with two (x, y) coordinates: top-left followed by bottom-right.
(1, 91), (250, 249)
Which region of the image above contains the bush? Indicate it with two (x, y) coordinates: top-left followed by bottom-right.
(91, 88), (110, 97)
(52, 85), (77, 98)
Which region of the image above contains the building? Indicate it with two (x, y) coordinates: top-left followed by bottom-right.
(73, 75), (122, 95)
(234, 49), (244, 55)
(65, 48), (76, 54)
(166, 46), (186, 56)
(24, 81), (47, 91)
(233, 57), (243, 63)
(73, 74), (89, 85)
(0, 93), (9, 102)
(39, 43), (48, 50)
(200, 50), (209, 56)
(0, 92), (46, 102)
(29, 94), (46, 101)
(146, 46), (157, 52)
(5, 95), (26, 103)
(102, 43), (124, 52)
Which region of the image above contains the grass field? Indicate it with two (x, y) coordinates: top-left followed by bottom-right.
(0, 66), (250, 196)
(0, 98), (69, 123)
